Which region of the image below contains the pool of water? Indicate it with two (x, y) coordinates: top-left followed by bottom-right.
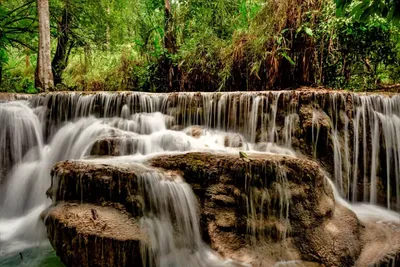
(0, 245), (64, 267)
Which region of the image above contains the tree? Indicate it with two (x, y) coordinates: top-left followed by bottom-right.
(335, 0), (400, 21)
(0, 0), (37, 86)
(164, 0), (175, 53)
(36, 0), (53, 91)
(50, 0), (128, 86)
(51, 0), (72, 85)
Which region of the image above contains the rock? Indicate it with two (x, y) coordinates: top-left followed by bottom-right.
(44, 152), (399, 267)
(356, 220), (400, 267)
(90, 136), (138, 156)
(150, 152), (359, 266)
(43, 202), (145, 267)
(49, 160), (149, 215)
(295, 203), (361, 266)
(224, 134), (244, 148)
(215, 210), (237, 229)
(90, 130), (193, 157)
(0, 93), (32, 102)
(184, 126), (204, 138)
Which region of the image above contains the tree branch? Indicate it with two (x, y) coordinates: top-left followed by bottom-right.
(5, 26), (36, 33)
(4, 16), (36, 26)
(5, 1), (35, 18)
(8, 38), (37, 52)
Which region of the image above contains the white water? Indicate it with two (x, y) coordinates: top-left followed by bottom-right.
(0, 99), (288, 264)
(139, 171), (249, 267)
(0, 101), (43, 182)
(327, 178), (400, 224)
(1, 92), (400, 266)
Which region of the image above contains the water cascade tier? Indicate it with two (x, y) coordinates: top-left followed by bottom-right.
(0, 89), (399, 266)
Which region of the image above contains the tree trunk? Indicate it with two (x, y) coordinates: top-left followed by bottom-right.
(106, 3), (111, 48)
(164, 0), (175, 54)
(163, 0), (176, 91)
(35, 0), (54, 91)
(52, 4), (71, 85)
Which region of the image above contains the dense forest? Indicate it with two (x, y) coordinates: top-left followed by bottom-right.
(0, 0), (399, 93)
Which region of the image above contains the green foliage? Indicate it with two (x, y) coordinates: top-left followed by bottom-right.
(0, 0), (38, 92)
(336, 0), (400, 21)
(1, 0), (400, 92)
(0, 47), (37, 93)
(318, 2), (399, 89)
(62, 46), (138, 91)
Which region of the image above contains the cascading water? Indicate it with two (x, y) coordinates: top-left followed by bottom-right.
(0, 101), (43, 182)
(138, 171), (248, 267)
(0, 117), (118, 257)
(1, 90), (400, 266)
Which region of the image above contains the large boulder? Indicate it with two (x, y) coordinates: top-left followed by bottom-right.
(44, 202), (145, 267)
(49, 160), (149, 215)
(150, 153), (361, 266)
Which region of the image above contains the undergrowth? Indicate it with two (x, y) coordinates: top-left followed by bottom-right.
(1, 0), (399, 93)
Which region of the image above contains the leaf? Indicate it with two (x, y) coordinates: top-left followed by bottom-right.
(281, 52), (295, 66)
(281, 28), (289, 34)
(239, 151), (248, 159)
(387, 1), (400, 22)
(360, 6), (375, 21)
(304, 27), (313, 36)
(336, 0), (352, 16)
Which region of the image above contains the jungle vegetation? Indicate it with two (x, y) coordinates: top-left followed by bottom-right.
(0, 0), (399, 93)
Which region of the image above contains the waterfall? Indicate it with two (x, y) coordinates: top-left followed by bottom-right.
(245, 163), (291, 242)
(0, 101), (43, 182)
(138, 171), (248, 267)
(1, 90), (400, 264)
(0, 118), (118, 256)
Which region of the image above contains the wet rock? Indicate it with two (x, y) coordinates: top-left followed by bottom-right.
(164, 114), (176, 128)
(224, 134), (244, 148)
(0, 92), (32, 102)
(44, 152), (399, 267)
(44, 202), (145, 267)
(184, 126), (204, 138)
(151, 152), (359, 266)
(356, 220), (400, 267)
(90, 136), (138, 156)
(50, 160), (149, 215)
(215, 210), (237, 229)
(295, 203), (361, 266)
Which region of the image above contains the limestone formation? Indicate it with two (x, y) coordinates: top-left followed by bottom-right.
(42, 152), (400, 267)
(43, 202), (144, 267)
(49, 160), (149, 215)
(7, 90), (396, 209)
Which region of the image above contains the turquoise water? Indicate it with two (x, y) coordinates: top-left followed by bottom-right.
(0, 246), (64, 267)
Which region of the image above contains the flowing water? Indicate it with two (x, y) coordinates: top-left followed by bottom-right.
(138, 171), (248, 267)
(0, 91), (400, 266)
